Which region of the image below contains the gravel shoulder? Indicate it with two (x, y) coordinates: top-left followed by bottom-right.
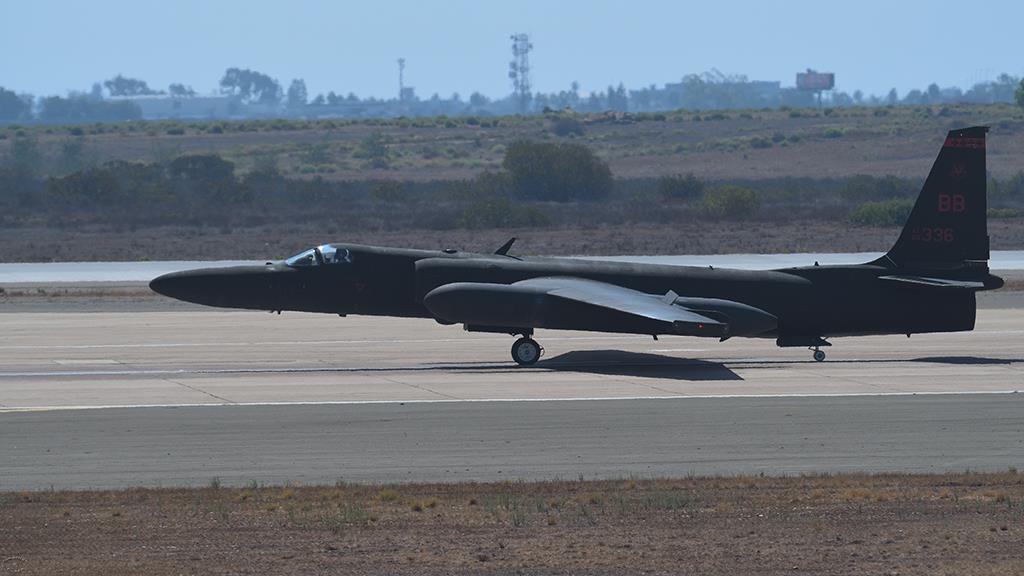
(2, 473), (1021, 576)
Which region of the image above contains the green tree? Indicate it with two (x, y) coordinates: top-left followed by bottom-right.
(287, 79), (308, 109)
(168, 83), (196, 98)
(1016, 79), (1024, 109)
(219, 68), (282, 105)
(0, 87), (32, 122)
(103, 74), (160, 96)
(502, 141), (613, 202)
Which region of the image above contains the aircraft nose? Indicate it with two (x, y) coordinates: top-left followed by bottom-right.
(150, 265), (286, 310)
(149, 270), (200, 301)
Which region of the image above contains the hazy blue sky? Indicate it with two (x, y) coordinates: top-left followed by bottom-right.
(3, 0), (1020, 100)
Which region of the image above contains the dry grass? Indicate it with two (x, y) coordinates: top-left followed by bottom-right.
(3, 104), (1023, 181)
(5, 217), (1024, 264)
(2, 471), (1023, 575)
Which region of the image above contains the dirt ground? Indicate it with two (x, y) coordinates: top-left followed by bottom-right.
(3, 218), (1024, 263)
(2, 472), (1022, 575)
(3, 104), (1023, 182)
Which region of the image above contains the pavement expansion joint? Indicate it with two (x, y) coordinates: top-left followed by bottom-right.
(163, 378), (235, 404)
(380, 376), (461, 400)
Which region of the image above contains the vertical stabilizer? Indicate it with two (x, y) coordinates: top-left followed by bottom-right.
(882, 126), (989, 269)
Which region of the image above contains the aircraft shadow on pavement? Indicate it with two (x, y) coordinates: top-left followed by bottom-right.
(910, 356), (1021, 365)
(536, 350), (741, 381)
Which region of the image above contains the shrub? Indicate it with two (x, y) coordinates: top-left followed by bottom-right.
(502, 141), (612, 202)
(300, 142), (332, 165)
(458, 195), (550, 229)
(353, 133), (391, 168)
(548, 115), (585, 137)
(701, 185), (761, 220)
(848, 199), (914, 226)
(168, 154), (235, 183)
(657, 173), (705, 201)
(378, 488), (400, 502)
(988, 207), (1020, 218)
(370, 180), (409, 203)
(839, 175), (914, 203)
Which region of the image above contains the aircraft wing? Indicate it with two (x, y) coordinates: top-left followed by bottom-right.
(515, 277), (722, 326)
(423, 277), (777, 339)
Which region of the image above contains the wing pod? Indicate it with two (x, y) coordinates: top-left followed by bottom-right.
(422, 277), (776, 339)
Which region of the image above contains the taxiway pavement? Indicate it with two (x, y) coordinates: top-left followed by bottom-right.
(2, 309), (1022, 489)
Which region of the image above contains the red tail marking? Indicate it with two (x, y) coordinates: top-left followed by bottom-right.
(943, 137), (985, 149)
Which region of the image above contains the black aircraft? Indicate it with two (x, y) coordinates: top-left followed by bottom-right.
(151, 127), (1004, 365)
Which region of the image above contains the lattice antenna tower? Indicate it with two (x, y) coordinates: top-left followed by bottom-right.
(508, 33), (533, 113)
(397, 58), (406, 101)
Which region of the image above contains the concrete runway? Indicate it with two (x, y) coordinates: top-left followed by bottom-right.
(2, 309), (1023, 489)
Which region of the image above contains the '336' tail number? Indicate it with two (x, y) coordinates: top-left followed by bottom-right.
(911, 227), (954, 242)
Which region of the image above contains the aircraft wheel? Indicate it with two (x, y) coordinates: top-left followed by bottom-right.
(812, 348), (826, 362)
(511, 337), (542, 366)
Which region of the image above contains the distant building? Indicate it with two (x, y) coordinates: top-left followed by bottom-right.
(113, 95), (236, 120)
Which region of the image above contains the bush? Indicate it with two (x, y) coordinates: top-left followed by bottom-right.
(370, 180), (409, 203)
(548, 115), (585, 137)
(701, 185), (761, 220)
(988, 207), (1020, 218)
(353, 133), (390, 168)
(458, 195), (550, 229)
(657, 173), (705, 201)
(839, 175), (914, 203)
(990, 171), (1024, 199)
(502, 141), (612, 202)
(168, 154), (235, 183)
(848, 199), (914, 226)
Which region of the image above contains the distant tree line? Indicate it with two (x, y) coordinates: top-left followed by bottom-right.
(3, 68), (1024, 125)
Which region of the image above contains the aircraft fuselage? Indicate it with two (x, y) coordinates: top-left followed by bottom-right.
(150, 243), (998, 341)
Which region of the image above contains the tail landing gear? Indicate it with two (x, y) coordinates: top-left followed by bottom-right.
(511, 337), (543, 366)
(776, 336), (830, 361)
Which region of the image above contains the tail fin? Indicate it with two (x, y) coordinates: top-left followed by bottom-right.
(880, 126), (989, 269)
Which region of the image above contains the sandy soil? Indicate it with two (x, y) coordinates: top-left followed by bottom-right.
(2, 472), (1022, 575)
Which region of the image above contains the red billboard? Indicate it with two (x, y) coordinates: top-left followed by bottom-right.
(797, 71), (835, 91)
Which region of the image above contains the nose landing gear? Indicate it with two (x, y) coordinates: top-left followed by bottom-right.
(812, 347), (826, 362)
(511, 336), (543, 366)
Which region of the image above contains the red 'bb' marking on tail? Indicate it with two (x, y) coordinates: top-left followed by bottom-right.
(937, 194), (966, 213)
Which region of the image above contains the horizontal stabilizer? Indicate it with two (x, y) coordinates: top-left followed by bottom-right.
(878, 275), (986, 289)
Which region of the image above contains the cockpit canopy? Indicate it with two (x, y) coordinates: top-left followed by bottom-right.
(285, 245), (353, 268)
